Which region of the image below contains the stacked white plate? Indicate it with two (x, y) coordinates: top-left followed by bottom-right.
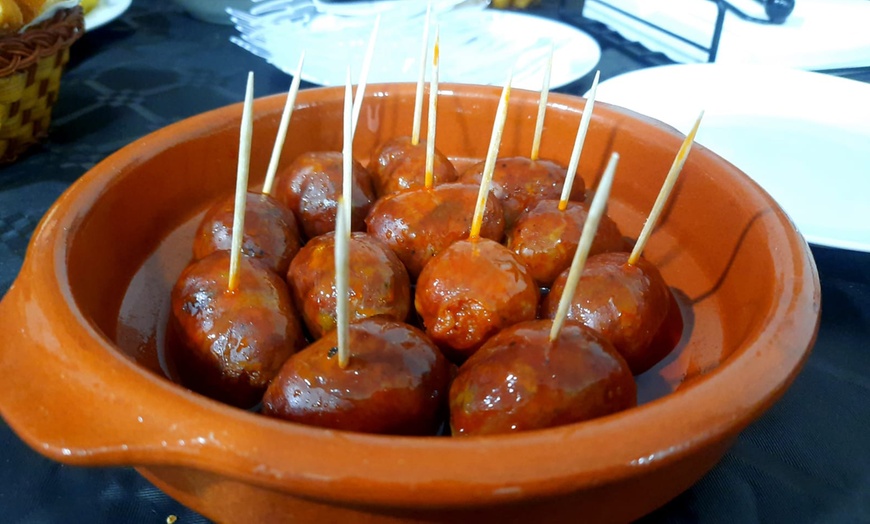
(228, 0), (602, 90)
(583, 0), (870, 69)
(593, 64), (870, 252)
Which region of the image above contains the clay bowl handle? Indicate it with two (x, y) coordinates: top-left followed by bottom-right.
(0, 258), (234, 468)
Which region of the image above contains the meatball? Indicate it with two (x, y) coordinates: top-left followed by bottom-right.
(507, 199), (627, 287)
(169, 251), (305, 408)
(273, 151), (376, 239)
(449, 319), (636, 436)
(263, 317), (452, 435)
(459, 157), (585, 227)
(192, 191), (302, 275)
(415, 237), (539, 361)
(286, 231), (411, 339)
(366, 183), (505, 280)
(369, 136), (458, 197)
(542, 252), (674, 375)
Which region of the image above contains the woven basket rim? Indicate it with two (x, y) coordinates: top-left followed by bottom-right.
(0, 6), (85, 78)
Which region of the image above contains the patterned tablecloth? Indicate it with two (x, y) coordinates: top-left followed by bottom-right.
(0, 1), (867, 523)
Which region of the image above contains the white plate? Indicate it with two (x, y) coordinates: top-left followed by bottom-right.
(592, 64), (870, 252)
(311, 0), (478, 17)
(85, 0), (132, 31)
(582, 0), (870, 69)
(230, 7), (600, 90)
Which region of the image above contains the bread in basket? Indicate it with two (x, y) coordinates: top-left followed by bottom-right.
(0, 1), (84, 163)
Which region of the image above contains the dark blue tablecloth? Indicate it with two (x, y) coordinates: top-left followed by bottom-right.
(0, 1), (868, 523)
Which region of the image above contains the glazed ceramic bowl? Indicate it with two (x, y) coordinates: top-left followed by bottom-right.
(0, 83), (819, 523)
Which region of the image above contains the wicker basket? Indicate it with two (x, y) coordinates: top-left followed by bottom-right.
(0, 7), (84, 163)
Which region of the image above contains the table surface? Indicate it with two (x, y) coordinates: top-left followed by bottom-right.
(1, 1), (868, 523)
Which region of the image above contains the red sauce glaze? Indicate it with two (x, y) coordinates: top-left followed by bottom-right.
(415, 238), (539, 361)
(168, 251), (306, 408)
(365, 183), (505, 280)
(192, 192), (302, 275)
(458, 157), (585, 228)
(262, 317), (453, 435)
(449, 319), (636, 436)
(273, 151), (376, 240)
(542, 252), (674, 375)
(368, 136), (458, 197)
(506, 199), (627, 287)
(286, 232), (411, 339)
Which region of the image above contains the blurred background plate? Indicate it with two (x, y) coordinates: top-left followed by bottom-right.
(229, 2), (601, 90)
(592, 63), (870, 252)
(311, 0), (476, 17)
(85, 0), (132, 31)
(582, 0), (870, 68)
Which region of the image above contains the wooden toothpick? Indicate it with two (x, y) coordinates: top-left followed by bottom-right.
(263, 52), (305, 196)
(351, 15), (380, 137)
(334, 197), (351, 368)
(530, 41), (554, 162)
(469, 70), (512, 240)
(343, 67), (354, 235)
(228, 71), (255, 292)
(559, 70), (600, 211)
(549, 151), (620, 341)
(628, 110), (704, 265)
(334, 68), (357, 369)
(411, 1), (433, 146)
(424, 25), (440, 190)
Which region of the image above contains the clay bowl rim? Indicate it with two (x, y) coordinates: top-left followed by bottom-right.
(4, 82), (820, 509)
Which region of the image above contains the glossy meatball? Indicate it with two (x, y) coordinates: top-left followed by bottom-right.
(169, 251), (305, 408)
(415, 237), (539, 361)
(507, 199), (627, 286)
(542, 252), (674, 375)
(449, 319), (636, 436)
(459, 157), (585, 227)
(262, 317), (452, 435)
(286, 231), (411, 339)
(366, 183), (505, 279)
(369, 136), (458, 197)
(273, 151), (376, 239)
(193, 191), (302, 275)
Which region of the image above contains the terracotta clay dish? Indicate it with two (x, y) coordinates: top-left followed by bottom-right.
(0, 83), (820, 523)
